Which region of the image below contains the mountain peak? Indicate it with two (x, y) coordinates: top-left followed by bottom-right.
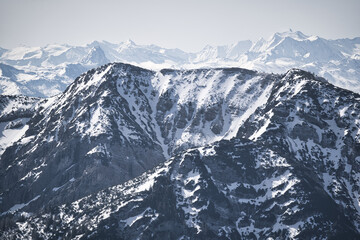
(271, 30), (321, 42)
(87, 40), (107, 48)
(81, 45), (109, 66)
(125, 39), (136, 46)
(116, 39), (137, 52)
(283, 68), (327, 83)
(272, 30), (306, 41)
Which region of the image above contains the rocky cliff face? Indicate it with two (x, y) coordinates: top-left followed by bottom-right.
(0, 63), (280, 214)
(0, 63), (166, 213)
(0, 64), (359, 239)
(237, 69), (360, 231)
(2, 138), (359, 239)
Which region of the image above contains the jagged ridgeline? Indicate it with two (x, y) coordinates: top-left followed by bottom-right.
(0, 63), (359, 239)
(1, 31), (360, 97)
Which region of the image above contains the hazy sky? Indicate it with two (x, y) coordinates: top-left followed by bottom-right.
(1, 0), (359, 52)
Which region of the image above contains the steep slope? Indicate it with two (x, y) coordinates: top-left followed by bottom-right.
(2, 138), (359, 239)
(153, 67), (275, 155)
(237, 69), (360, 231)
(0, 65), (359, 239)
(0, 63), (278, 214)
(0, 63), (166, 214)
(81, 46), (110, 67)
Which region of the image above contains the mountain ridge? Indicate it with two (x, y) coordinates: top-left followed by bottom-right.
(0, 62), (359, 239)
(1, 30), (360, 97)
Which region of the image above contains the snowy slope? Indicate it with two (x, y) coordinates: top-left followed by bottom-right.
(0, 64), (359, 239)
(0, 64), (166, 214)
(2, 138), (359, 239)
(0, 64), (276, 214)
(242, 31), (360, 93)
(237, 69), (360, 231)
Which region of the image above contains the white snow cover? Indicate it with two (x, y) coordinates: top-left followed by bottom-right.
(0, 120), (29, 154)
(1, 30), (360, 97)
(151, 69), (274, 151)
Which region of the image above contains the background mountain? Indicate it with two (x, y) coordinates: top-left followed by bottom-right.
(0, 64), (359, 239)
(1, 30), (359, 97)
(1, 64), (360, 239)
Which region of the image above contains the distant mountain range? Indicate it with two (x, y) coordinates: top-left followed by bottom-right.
(0, 30), (359, 97)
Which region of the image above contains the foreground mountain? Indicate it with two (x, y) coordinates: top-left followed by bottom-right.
(0, 64), (359, 239)
(0, 64), (166, 214)
(1, 30), (359, 97)
(2, 138), (359, 239)
(0, 63), (277, 214)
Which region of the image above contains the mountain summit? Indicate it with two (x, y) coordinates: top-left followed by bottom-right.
(81, 46), (109, 67)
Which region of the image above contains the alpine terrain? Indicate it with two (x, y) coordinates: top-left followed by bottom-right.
(0, 62), (359, 239)
(1, 30), (360, 97)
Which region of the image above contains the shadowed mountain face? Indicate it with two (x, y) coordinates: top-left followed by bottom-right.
(0, 63), (276, 213)
(0, 63), (359, 239)
(0, 64), (166, 213)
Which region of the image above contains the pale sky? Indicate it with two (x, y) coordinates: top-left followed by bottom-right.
(0, 0), (359, 52)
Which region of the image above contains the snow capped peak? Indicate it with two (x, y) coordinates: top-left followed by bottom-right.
(251, 30), (321, 53)
(125, 39), (136, 46)
(88, 40), (102, 47)
(116, 39), (138, 53)
(86, 41), (117, 51)
(195, 44), (227, 61)
(194, 40), (252, 62)
(272, 30), (310, 41)
(81, 45), (109, 66)
(118, 39), (136, 49)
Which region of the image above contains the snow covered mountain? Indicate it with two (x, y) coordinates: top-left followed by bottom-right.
(192, 40), (252, 63)
(81, 46), (109, 67)
(3, 138), (359, 239)
(242, 31), (360, 93)
(0, 63), (276, 214)
(1, 30), (359, 97)
(0, 63), (359, 239)
(0, 40), (189, 97)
